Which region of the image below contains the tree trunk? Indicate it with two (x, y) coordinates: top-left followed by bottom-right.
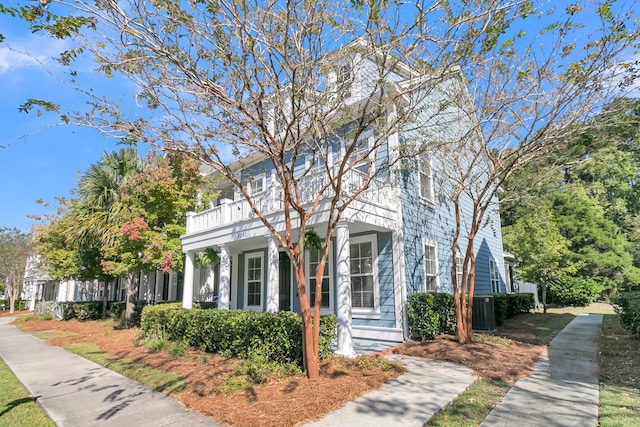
(293, 262), (319, 379)
(542, 279), (547, 314)
(124, 272), (138, 322)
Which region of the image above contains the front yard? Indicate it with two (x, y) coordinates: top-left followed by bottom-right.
(2, 303), (639, 426)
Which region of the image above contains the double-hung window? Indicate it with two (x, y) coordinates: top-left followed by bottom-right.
(424, 242), (438, 292)
(456, 253), (464, 289)
(245, 253), (263, 309)
(248, 175), (264, 196)
(419, 155), (434, 202)
(350, 236), (378, 314)
(307, 248), (332, 312)
(489, 259), (500, 293)
(336, 63), (353, 97)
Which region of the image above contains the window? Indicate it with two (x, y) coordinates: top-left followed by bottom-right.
(456, 253), (464, 288)
(245, 253), (263, 308)
(336, 63), (352, 97)
(489, 259), (500, 293)
(350, 236), (378, 312)
(307, 248), (332, 311)
(419, 155), (434, 202)
(248, 175), (264, 195)
(424, 243), (438, 292)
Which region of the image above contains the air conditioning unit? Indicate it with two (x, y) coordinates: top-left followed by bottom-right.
(472, 295), (497, 332)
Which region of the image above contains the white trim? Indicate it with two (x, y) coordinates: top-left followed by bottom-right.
(418, 155), (434, 204)
(349, 234), (379, 316)
(422, 239), (439, 292)
(247, 173), (265, 196)
(305, 245), (334, 314)
(352, 325), (404, 343)
(244, 251), (264, 310)
(489, 258), (500, 293)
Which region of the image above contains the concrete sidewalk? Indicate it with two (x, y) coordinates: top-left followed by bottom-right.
(0, 316), (219, 426)
(481, 314), (602, 427)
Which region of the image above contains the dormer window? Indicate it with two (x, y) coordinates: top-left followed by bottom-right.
(272, 105), (286, 135)
(336, 63), (353, 98)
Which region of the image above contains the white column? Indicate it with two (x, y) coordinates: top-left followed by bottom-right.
(182, 251), (195, 309)
(266, 236), (279, 312)
(218, 245), (231, 310)
(231, 253), (239, 309)
(154, 271), (163, 302)
(335, 222), (354, 356)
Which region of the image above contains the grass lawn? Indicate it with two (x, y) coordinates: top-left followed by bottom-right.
(62, 342), (187, 395)
(0, 358), (54, 427)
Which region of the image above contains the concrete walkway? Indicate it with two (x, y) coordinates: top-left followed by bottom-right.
(481, 314), (602, 427)
(0, 316), (219, 426)
(305, 355), (477, 427)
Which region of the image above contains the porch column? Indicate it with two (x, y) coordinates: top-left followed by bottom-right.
(182, 250), (195, 309)
(218, 245), (230, 310)
(266, 236), (279, 312)
(154, 271), (162, 302)
(231, 253), (239, 309)
(335, 222), (354, 356)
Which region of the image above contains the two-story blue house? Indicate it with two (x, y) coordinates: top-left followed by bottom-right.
(179, 42), (507, 355)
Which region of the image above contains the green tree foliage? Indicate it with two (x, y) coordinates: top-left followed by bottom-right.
(0, 228), (30, 313)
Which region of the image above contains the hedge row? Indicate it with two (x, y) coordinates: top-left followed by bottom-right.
(407, 293), (457, 339)
(488, 293), (535, 326)
(610, 291), (640, 339)
(407, 292), (535, 339)
(35, 300), (218, 324)
(140, 304), (337, 367)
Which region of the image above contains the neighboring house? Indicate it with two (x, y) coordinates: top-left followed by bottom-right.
(23, 224), (187, 308)
(179, 45), (508, 355)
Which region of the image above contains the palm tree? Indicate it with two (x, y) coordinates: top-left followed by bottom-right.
(74, 148), (145, 317)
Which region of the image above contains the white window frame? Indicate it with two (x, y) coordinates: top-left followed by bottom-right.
(423, 240), (439, 292)
(419, 155), (434, 203)
(336, 63), (353, 97)
(350, 235), (379, 317)
(247, 174), (265, 196)
(489, 259), (500, 293)
(456, 253), (464, 289)
(244, 252), (264, 310)
(305, 246), (334, 314)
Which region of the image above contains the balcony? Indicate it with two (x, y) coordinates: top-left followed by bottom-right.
(185, 168), (398, 236)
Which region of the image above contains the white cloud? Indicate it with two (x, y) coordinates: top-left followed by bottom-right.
(0, 37), (73, 75)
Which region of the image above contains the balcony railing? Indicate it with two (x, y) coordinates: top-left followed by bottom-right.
(186, 168), (397, 235)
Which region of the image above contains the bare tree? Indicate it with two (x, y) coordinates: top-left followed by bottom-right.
(2, 0), (638, 370)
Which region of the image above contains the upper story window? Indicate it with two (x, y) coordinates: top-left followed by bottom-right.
(336, 63), (353, 98)
(248, 175), (265, 195)
(489, 259), (500, 293)
(424, 242), (438, 292)
(419, 155), (434, 202)
(456, 253), (464, 289)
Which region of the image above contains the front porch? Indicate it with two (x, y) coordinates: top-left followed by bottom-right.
(181, 199), (407, 356)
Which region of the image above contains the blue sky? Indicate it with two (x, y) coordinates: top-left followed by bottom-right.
(1, 0), (637, 233)
(0, 15), (124, 232)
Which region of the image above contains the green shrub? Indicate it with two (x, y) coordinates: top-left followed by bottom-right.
(72, 302), (103, 320)
(488, 293), (534, 326)
(548, 276), (603, 306)
(610, 291), (640, 339)
(407, 293), (456, 340)
(140, 305), (336, 368)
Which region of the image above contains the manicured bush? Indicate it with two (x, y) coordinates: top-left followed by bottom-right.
(548, 276), (603, 306)
(610, 291), (640, 339)
(140, 305), (337, 367)
(407, 293), (456, 340)
(72, 302), (103, 320)
(489, 293), (534, 326)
